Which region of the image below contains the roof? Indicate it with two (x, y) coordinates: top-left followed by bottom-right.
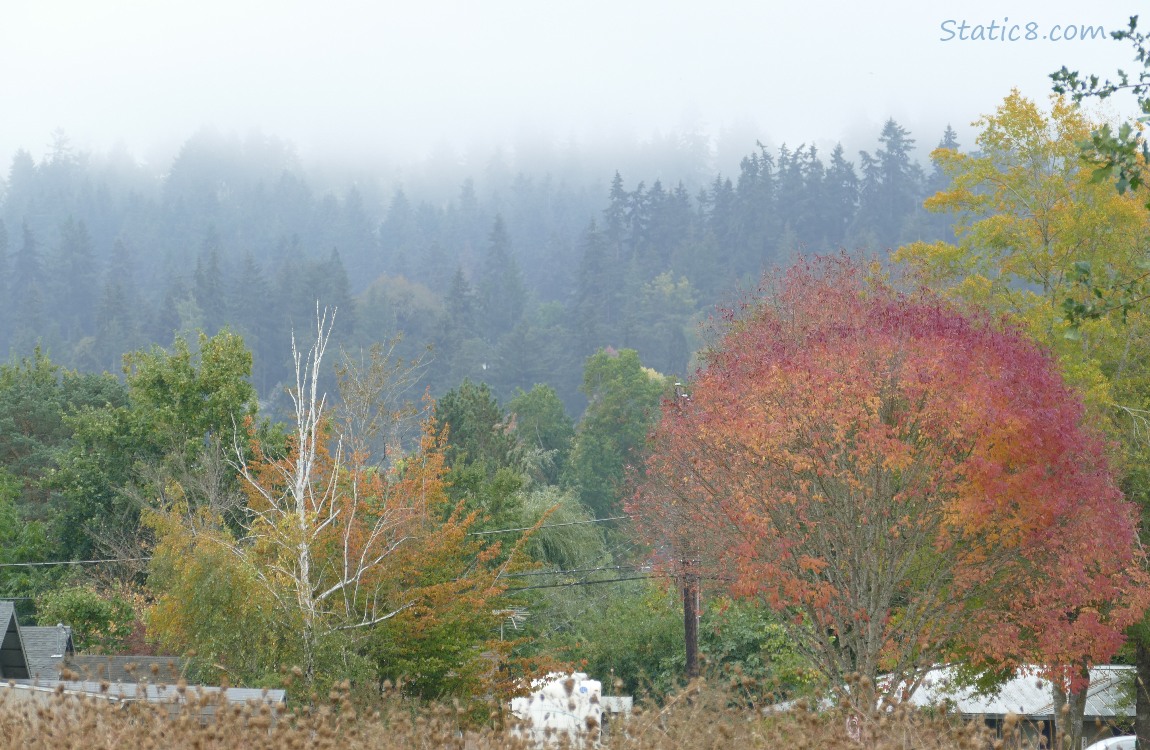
(20, 625), (73, 680)
(909, 665), (1133, 719)
(0, 602), (29, 680)
(4, 680), (285, 706)
(64, 655), (185, 684)
(0, 601), (272, 708)
(20, 681), (285, 705)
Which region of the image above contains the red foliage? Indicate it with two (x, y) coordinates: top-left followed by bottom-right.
(633, 256), (1147, 691)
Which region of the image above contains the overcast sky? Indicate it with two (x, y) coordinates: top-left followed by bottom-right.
(0, 0), (1142, 174)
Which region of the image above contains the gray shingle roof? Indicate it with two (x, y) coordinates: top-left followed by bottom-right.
(22, 681), (285, 705)
(0, 602), (29, 680)
(64, 655), (186, 684)
(20, 625), (73, 681)
(5, 680), (285, 709)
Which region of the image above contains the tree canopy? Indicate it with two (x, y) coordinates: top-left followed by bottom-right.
(634, 256), (1147, 705)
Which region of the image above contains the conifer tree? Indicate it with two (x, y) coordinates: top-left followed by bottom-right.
(9, 223), (48, 357)
(855, 119), (923, 248)
(94, 240), (145, 372)
(573, 221), (611, 357)
(194, 228), (227, 334)
(477, 215), (526, 339)
(230, 252), (275, 393)
(53, 217), (97, 342)
(0, 220), (8, 355)
(825, 144), (860, 247)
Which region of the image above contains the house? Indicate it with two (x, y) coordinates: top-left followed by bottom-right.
(909, 665), (1133, 746)
(0, 601), (284, 715)
(510, 672), (605, 746)
(62, 654), (186, 683)
(767, 663), (1134, 747)
(0, 601), (29, 679)
(21, 623), (74, 680)
(9, 604), (184, 684)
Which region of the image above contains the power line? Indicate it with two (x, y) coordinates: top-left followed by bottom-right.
(505, 574), (669, 592)
(467, 515), (631, 536)
(0, 516), (636, 569)
(498, 564), (646, 579)
(0, 557), (151, 569)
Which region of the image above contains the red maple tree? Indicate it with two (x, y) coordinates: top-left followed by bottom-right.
(633, 256), (1147, 704)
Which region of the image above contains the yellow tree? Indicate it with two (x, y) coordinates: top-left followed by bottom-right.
(895, 90), (1150, 413)
(895, 90), (1150, 748)
(145, 500), (288, 684)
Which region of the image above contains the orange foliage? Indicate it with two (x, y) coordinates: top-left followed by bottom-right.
(634, 256), (1148, 697)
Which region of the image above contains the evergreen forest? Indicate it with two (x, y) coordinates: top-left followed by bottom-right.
(0, 119), (958, 412)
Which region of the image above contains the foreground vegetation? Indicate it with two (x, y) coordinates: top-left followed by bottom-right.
(0, 679), (1052, 750)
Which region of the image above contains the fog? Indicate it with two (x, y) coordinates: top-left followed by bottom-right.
(1, 0), (1141, 178)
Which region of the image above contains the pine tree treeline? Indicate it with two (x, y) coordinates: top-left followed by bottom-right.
(0, 120), (956, 412)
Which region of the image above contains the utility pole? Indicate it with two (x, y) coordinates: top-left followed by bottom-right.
(674, 381), (701, 682)
(671, 384), (694, 680)
(683, 558), (699, 680)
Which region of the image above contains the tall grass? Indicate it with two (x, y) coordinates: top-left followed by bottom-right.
(0, 677), (1053, 749)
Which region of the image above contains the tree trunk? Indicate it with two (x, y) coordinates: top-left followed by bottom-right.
(1053, 664), (1090, 750)
(1052, 681), (1067, 747)
(1136, 641), (1150, 750)
(683, 568), (698, 680)
(1068, 665), (1088, 750)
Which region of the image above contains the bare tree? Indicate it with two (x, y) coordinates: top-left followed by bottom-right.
(229, 307), (414, 682)
(335, 335), (431, 470)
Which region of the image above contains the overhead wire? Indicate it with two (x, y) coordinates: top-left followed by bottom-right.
(467, 515), (630, 536)
(498, 563), (646, 579)
(0, 557), (151, 568)
(505, 574), (670, 592)
(0, 516), (635, 569)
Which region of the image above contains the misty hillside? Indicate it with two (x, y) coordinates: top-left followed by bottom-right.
(0, 119), (959, 414)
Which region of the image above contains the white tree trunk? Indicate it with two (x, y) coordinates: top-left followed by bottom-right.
(231, 305), (414, 685)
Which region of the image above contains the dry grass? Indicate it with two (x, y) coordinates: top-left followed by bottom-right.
(0, 677), (1051, 749)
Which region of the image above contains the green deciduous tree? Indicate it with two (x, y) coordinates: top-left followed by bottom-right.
(1051, 15), (1150, 210)
(35, 584), (134, 654)
(0, 469), (51, 607)
(122, 329), (258, 460)
(56, 330), (258, 560)
(507, 384), (574, 486)
(0, 350), (126, 561)
(564, 348), (667, 518)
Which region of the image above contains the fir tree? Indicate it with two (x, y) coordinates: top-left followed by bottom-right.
(52, 217), (97, 342)
(825, 144), (860, 247)
(94, 239), (145, 372)
(193, 228), (227, 334)
(9, 223), (48, 357)
(477, 215), (526, 339)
